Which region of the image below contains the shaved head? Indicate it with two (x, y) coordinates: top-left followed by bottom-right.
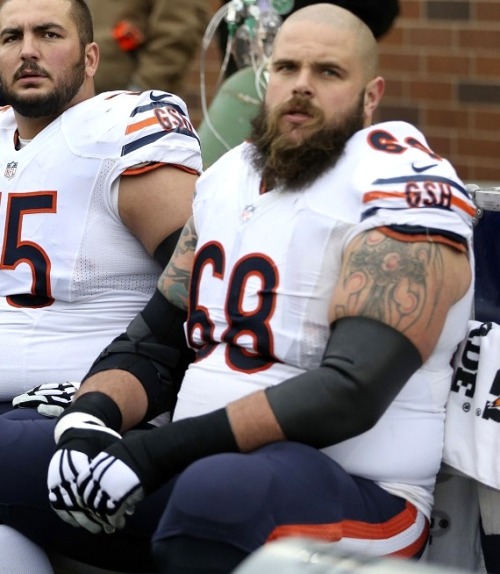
(276, 3), (379, 80)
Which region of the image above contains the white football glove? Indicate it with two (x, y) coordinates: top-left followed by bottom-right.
(77, 446), (145, 532)
(13, 381), (81, 417)
(48, 412), (121, 534)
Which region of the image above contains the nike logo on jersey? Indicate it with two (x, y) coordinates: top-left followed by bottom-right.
(150, 92), (171, 102)
(412, 162), (438, 173)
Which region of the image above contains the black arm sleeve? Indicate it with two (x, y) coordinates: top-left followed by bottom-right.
(265, 316), (422, 448)
(83, 289), (194, 422)
(104, 316), (421, 492)
(153, 227), (182, 269)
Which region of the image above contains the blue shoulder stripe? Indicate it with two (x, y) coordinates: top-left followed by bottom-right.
(121, 128), (200, 156)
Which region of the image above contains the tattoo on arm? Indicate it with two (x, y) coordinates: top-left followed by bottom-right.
(158, 217), (197, 309)
(333, 230), (445, 334)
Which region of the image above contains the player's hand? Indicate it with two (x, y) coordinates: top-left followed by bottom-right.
(74, 409), (238, 532)
(12, 381), (81, 417)
(48, 414), (121, 534)
(77, 440), (145, 532)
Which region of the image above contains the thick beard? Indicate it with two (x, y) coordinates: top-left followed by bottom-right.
(1, 57), (86, 118)
(248, 93), (365, 191)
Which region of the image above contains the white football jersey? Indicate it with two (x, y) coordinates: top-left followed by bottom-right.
(173, 121), (475, 517)
(0, 90), (202, 400)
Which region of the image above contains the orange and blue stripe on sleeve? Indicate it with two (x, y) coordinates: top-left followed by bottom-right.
(122, 96), (200, 156)
(361, 175), (477, 224)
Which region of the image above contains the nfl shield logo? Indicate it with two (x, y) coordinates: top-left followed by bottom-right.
(4, 161), (17, 179)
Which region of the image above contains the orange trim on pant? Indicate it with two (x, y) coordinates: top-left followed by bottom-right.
(266, 501), (429, 558)
(391, 520), (430, 558)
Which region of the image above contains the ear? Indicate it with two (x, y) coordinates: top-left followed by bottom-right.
(84, 42), (100, 78)
(363, 76), (385, 124)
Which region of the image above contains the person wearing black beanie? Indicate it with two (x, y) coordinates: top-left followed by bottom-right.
(289, 0), (399, 39)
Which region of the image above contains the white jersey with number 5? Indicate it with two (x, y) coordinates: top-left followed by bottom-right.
(174, 121), (475, 518)
(0, 90), (201, 400)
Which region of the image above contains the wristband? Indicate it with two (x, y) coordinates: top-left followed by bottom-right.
(57, 392), (123, 432)
(112, 409), (238, 492)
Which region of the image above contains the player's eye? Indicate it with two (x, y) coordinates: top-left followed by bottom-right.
(43, 31), (61, 39)
(320, 67), (342, 78)
(1, 34), (20, 44)
(273, 62), (295, 73)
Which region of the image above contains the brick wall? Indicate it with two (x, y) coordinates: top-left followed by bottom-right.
(378, 0), (500, 184)
(183, 0), (500, 183)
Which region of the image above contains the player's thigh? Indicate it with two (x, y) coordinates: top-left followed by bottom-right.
(0, 412), (57, 504)
(153, 442), (412, 552)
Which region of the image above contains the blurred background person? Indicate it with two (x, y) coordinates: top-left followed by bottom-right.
(86, 0), (210, 96)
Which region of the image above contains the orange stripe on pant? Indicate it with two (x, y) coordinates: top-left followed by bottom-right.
(266, 501), (429, 559)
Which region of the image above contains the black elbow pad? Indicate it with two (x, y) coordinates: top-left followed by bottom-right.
(84, 289), (194, 421)
(265, 316), (422, 448)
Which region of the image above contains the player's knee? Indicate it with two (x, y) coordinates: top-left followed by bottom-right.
(170, 452), (275, 523)
(156, 450), (280, 552)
